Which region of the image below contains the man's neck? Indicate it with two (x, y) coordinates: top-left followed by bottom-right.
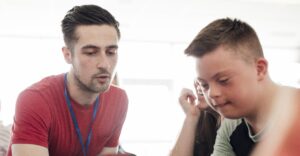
(66, 72), (99, 106)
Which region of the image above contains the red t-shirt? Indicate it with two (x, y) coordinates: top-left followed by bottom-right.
(7, 74), (128, 156)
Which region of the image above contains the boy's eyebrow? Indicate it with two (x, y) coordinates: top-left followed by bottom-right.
(197, 71), (226, 81)
(212, 72), (223, 79)
(211, 70), (231, 79)
(197, 71), (229, 82)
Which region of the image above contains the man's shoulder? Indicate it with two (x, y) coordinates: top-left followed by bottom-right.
(105, 84), (127, 95)
(102, 85), (128, 108)
(18, 74), (64, 104)
(26, 74), (64, 92)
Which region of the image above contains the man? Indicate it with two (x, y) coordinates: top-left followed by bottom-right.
(7, 4), (128, 156)
(171, 18), (300, 156)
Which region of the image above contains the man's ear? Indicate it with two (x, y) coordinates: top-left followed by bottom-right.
(62, 47), (72, 64)
(256, 58), (268, 81)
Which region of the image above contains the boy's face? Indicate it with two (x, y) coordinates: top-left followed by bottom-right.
(196, 46), (261, 119)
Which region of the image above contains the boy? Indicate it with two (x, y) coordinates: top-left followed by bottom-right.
(172, 18), (300, 156)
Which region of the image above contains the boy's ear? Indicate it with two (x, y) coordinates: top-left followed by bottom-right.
(256, 58), (268, 81)
(62, 47), (72, 64)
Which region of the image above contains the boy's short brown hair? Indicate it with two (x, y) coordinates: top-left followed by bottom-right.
(185, 18), (264, 63)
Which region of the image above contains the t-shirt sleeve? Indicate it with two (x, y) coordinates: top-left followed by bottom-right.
(11, 90), (51, 148)
(105, 90), (128, 147)
(211, 119), (238, 156)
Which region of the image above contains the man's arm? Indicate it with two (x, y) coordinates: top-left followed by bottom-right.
(12, 144), (49, 156)
(9, 90), (51, 156)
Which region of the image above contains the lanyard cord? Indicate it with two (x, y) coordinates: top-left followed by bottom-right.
(64, 73), (100, 156)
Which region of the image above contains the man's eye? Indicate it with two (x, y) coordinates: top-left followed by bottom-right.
(107, 50), (117, 56)
(85, 51), (96, 55)
(84, 51), (96, 55)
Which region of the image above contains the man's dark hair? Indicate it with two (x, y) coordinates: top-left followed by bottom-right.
(185, 18), (263, 63)
(61, 4), (120, 49)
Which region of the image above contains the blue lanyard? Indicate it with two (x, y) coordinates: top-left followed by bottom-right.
(64, 73), (100, 156)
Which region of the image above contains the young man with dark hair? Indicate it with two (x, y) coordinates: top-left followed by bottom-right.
(8, 4), (128, 156)
(171, 18), (300, 156)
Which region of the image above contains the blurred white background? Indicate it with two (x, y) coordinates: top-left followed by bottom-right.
(0, 0), (300, 155)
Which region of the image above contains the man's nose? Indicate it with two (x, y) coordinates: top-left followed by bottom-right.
(97, 53), (110, 69)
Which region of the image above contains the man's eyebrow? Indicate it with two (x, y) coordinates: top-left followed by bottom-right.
(81, 45), (118, 50)
(106, 45), (118, 49)
(82, 45), (100, 50)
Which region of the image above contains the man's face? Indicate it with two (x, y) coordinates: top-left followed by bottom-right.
(68, 25), (119, 93)
(196, 46), (260, 119)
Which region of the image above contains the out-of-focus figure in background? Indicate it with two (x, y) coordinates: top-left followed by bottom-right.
(252, 64), (300, 156)
(0, 101), (11, 156)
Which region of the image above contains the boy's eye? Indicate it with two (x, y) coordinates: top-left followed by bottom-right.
(218, 78), (229, 84)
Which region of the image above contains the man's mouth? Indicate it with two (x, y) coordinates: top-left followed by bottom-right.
(95, 74), (110, 83)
